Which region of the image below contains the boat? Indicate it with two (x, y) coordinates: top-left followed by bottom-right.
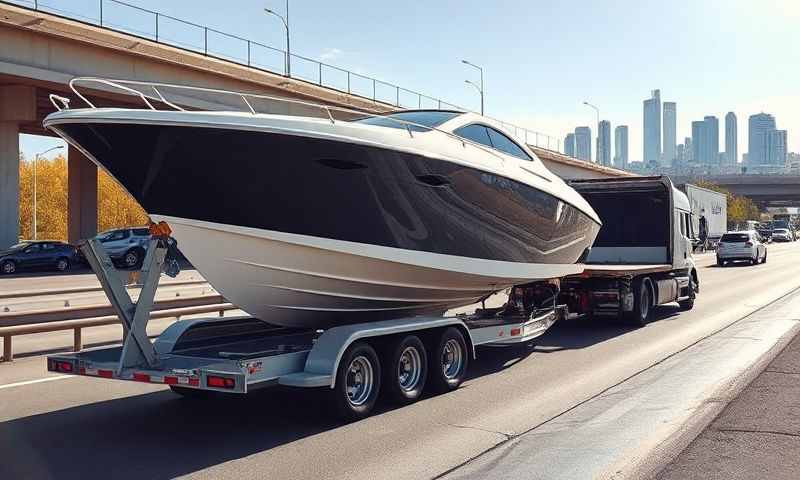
(44, 78), (601, 328)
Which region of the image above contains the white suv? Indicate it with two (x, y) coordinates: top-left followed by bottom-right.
(716, 230), (767, 266)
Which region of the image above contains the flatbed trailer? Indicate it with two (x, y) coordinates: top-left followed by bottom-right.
(557, 177), (700, 326)
(48, 235), (567, 420)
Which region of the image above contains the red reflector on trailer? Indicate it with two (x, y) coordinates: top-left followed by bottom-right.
(79, 367), (86, 375)
(189, 378), (200, 387)
(133, 373), (150, 382)
(98, 369), (113, 378)
(207, 375), (235, 389)
(164, 376), (178, 385)
(510, 328), (521, 336)
(51, 361), (73, 373)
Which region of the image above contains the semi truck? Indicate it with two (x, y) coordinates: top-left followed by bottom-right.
(558, 176), (700, 326)
(681, 183), (728, 248)
(45, 176), (701, 420)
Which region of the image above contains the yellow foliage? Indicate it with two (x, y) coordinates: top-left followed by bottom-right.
(18, 154), (147, 241)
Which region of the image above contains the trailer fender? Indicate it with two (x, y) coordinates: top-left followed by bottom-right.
(301, 317), (473, 389)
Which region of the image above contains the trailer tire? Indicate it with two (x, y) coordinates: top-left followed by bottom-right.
(625, 279), (652, 327)
(429, 327), (469, 393)
(332, 341), (381, 422)
(384, 335), (428, 405)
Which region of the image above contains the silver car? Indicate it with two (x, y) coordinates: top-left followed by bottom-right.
(716, 231), (767, 266)
(772, 228), (793, 242)
(95, 227), (151, 268)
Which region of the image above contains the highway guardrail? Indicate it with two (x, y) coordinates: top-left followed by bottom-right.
(0, 278), (209, 300)
(0, 296), (235, 362)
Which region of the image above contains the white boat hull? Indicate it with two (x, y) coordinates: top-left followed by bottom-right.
(156, 216), (584, 328)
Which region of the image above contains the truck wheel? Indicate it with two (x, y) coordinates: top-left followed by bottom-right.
(332, 342), (381, 421)
(626, 280), (652, 327)
(678, 277), (696, 311)
(384, 335), (427, 405)
(429, 327), (469, 393)
(762, 251), (767, 264)
(716, 257), (724, 267)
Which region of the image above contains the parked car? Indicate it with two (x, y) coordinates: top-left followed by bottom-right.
(94, 227), (151, 269)
(716, 231), (767, 266)
(0, 240), (79, 274)
(772, 228), (793, 242)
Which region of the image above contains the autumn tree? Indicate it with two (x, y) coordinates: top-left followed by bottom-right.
(18, 154), (148, 241)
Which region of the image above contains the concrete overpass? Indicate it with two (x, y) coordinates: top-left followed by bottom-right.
(0, 1), (631, 248)
(671, 175), (800, 208)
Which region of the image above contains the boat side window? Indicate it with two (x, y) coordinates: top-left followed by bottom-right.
(485, 127), (534, 161)
(453, 124), (493, 148)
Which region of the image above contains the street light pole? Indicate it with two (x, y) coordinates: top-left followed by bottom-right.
(583, 101), (600, 163)
(462, 59), (484, 115)
(32, 145), (63, 240)
(265, 2), (290, 77)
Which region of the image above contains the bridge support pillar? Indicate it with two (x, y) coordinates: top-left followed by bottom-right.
(0, 122), (20, 249)
(0, 85), (36, 249)
(67, 145), (98, 243)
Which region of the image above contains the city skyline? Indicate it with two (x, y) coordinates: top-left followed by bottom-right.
(15, 0), (800, 169)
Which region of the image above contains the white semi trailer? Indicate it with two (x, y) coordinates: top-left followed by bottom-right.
(681, 183), (728, 245)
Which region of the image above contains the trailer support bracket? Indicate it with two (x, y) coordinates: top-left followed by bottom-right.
(81, 238), (164, 372)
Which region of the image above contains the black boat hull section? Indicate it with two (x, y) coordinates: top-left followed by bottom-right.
(52, 123), (599, 265)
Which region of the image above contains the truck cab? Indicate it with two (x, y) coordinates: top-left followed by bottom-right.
(560, 176), (699, 326)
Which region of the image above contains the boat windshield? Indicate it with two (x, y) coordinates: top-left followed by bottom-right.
(353, 110), (462, 132)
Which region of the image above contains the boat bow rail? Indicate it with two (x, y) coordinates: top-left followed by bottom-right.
(49, 77), (515, 164)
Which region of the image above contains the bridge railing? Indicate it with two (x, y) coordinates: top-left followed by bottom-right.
(4, 0), (561, 152)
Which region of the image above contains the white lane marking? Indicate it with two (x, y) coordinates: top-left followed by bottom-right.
(0, 375), (73, 390)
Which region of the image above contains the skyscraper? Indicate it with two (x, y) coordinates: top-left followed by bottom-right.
(575, 126), (592, 161)
(643, 89), (661, 165)
(614, 125), (629, 170)
(725, 112), (738, 165)
(767, 130), (787, 165)
(748, 113), (777, 166)
(704, 116), (719, 165)
(691, 120), (706, 164)
(598, 120), (611, 166)
(662, 102), (676, 166)
(564, 133), (576, 157)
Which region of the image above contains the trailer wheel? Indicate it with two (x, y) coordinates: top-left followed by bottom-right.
(429, 327), (469, 393)
(332, 342), (381, 421)
(384, 335), (428, 405)
(625, 279), (652, 327)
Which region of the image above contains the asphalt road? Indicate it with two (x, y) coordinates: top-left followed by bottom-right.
(1, 243), (800, 480)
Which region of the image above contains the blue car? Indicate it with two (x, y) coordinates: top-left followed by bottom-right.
(0, 240), (79, 274)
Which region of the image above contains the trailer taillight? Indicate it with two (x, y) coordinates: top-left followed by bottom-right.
(49, 360), (74, 373)
(207, 375), (235, 389)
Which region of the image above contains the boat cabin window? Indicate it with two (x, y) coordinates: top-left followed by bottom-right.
(353, 110), (461, 132)
(453, 124), (493, 148)
(454, 124), (533, 161)
(486, 127), (533, 161)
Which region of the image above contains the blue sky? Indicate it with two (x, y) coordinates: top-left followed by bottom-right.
(20, 0), (800, 163)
